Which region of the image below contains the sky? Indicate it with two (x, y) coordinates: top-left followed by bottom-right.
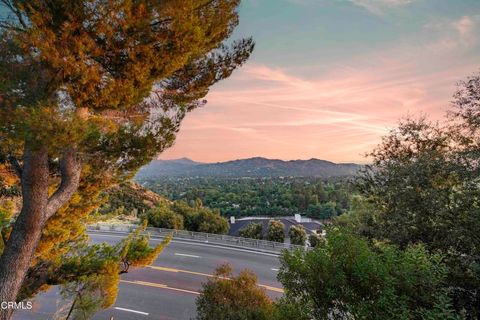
(159, 0), (480, 163)
(1, 1), (479, 163)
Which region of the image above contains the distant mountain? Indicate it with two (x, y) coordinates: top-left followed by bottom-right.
(135, 157), (361, 179)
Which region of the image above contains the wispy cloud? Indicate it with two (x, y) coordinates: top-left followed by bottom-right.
(454, 15), (479, 46)
(162, 56), (467, 162)
(424, 14), (480, 50)
(158, 0), (480, 163)
(349, 0), (416, 15)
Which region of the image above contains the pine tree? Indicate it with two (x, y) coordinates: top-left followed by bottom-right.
(0, 1), (253, 318)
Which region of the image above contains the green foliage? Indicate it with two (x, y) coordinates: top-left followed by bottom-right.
(59, 248), (120, 319)
(196, 264), (274, 320)
(238, 222), (263, 239)
(118, 221), (172, 271)
(29, 223), (171, 318)
(329, 74), (480, 317)
(272, 299), (310, 320)
(98, 182), (167, 217)
(419, 292), (467, 320)
(288, 225), (306, 246)
(350, 114), (480, 315)
(266, 220), (285, 243)
(171, 200), (230, 234)
(143, 200), (229, 234)
(308, 233), (323, 248)
(277, 227), (459, 320)
(140, 177), (353, 218)
(196, 209), (229, 234)
(145, 203), (184, 230)
(62, 272), (117, 320)
(0, 201), (13, 254)
(334, 196), (382, 239)
(171, 201), (199, 230)
(307, 201), (338, 219)
(0, 0), (252, 310)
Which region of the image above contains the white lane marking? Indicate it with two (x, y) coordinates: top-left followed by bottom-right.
(114, 307), (149, 316)
(89, 232), (280, 257)
(271, 268), (280, 272)
(174, 253), (200, 258)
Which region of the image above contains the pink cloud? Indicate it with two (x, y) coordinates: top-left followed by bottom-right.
(454, 15), (478, 46)
(159, 34), (478, 163)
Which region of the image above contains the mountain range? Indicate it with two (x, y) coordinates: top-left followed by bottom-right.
(135, 157), (361, 179)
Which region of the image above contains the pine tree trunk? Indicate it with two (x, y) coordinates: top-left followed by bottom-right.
(0, 144), (81, 320)
(0, 146), (49, 320)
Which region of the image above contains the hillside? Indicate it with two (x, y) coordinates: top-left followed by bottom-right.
(135, 157), (361, 179)
(98, 181), (169, 216)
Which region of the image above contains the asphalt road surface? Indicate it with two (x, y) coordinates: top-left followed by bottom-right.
(13, 231), (284, 320)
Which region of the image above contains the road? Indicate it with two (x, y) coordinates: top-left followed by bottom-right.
(14, 231), (283, 320)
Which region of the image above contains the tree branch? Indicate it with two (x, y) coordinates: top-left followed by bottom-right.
(0, 0), (27, 30)
(149, 0), (215, 28)
(46, 147), (81, 219)
(0, 20), (24, 32)
(150, 17), (172, 28)
(7, 155), (22, 177)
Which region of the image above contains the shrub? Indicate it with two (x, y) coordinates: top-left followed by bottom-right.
(196, 264), (274, 320)
(288, 225), (306, 245)
(145, 204), (184, 230)
(239, 222), (263, 239)
(266, 220), (285, 243)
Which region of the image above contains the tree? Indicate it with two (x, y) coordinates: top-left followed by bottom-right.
(308, 233), (322, 248)
(0, 201), (13, 254)
(98, 181), (167, 216)
(344, 73), (480, 316)
(266, 220), (285, 243)
(238, 222), (263, 239)
(171, 200), (199, 230)
(0, 0), (253, 315)
(146, 204), (184, 230)
(450, 71), (480, 131)
(142, 199), (229, 234)
(277, 227), (462, 320)
(20, 222), (171, 318)
(288, 225), (306, 246)
(354, 118), (480, 315)
(196, 263), (274, 320)
(196, 208), (229, 234)
(168, 200), (229, 234)
(334, 196), (381, 240)
(307, 202), (337, 220)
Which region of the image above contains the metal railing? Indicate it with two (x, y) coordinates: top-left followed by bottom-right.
(87, 223), (307, 253)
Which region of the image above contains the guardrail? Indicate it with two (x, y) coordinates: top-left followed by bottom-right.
(87, 223), (307, 253)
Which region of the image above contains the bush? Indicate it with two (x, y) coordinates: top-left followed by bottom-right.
(145, 204), (184, 230)
(288, 225), (306, 245)
(171, 201), (229, 234)
(307, 202), (337, 220)
(196, 264), (274, 320)
(266, 220), (285, 243)
(277, 228), (461, 320)
(238, 222), (263, 239)
(196, 209), (229, 234)
(171, 201), (198, 230)
(308, 233), (322, 248)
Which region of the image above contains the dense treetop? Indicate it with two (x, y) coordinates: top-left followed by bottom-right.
(140, 177), (353, 218)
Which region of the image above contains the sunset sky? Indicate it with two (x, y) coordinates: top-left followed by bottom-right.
(1, 1), (478, 163)
(159, 0), (480, 163)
